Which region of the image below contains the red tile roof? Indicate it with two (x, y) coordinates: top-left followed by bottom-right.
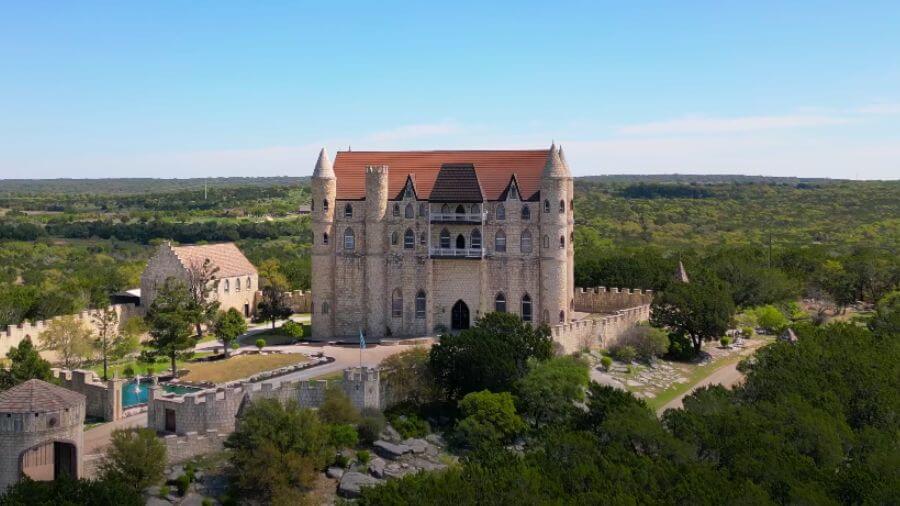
(0, 379), (85, 413)
(171, 243), (258, 278)
(332, 150), (550, 201)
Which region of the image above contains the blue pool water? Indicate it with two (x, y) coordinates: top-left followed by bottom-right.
(121, 380), (201, 408)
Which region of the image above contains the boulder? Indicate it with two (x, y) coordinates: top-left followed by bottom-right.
(338, 472), (381, 498)
(165, 465), (184, 481)
(401, 438), (430, 454)
(179, 493), (208, 506)
(369, 457), (386, 479)
(145, 498), (172, 506)
(373, 440), (412, 459)
(381, 424), (402, 442)
(326, 467), (345, 480)
(425, 434), (446, 447)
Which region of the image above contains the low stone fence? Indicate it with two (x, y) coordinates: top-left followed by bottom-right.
(162, 430), (230, 464)
(52, 369), (125, 422)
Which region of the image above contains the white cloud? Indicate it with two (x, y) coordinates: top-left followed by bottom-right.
(855, 103), (900, 115)
(618, 114), (851, 135)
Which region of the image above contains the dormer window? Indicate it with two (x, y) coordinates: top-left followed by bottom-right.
(507, 181), (519, 201)
(403, 179), (416, 199)
(344, 203), (353, 218)
(393, 204), (401, 217)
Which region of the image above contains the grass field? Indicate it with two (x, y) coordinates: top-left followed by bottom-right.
(179, 353), (309, 384)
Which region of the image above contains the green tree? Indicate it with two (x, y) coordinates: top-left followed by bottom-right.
(869, 290), (900, 337)
(379, 346), (437, 406)
(212, 308), (247, 358)
(455, 390), (525, 447)
(256, 285), (292, 330)
(516, 356), (589, 428)
(752, 305), (789, 333)
(0, 337), (52, 389)
(91, 307), (119, 380)
(145, 279), (196, 377)
(429, 312), (552, 400)
(226, 399), (331, 503)
(317, 388), (360, 425)
(38, 315), (94, 369)
(98, 428), (166, 493)
(616, 324), (669, 361)
(651, 281), (735, 356)
(0, 476), (142, 506)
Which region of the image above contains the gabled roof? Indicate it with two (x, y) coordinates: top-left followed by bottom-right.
(170, 243), (257, 278)
(429, 164), (484, 202)
(331, 149), (551, 201)
(0, 379), (85, 413)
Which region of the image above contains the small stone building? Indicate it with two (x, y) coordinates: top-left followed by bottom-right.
(0, 380), (85, 491)
(141, 242), (259, 317)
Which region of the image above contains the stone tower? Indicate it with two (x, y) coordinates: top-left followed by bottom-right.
(539, 143), (572, 324)
(559, 146), (576, 314)
(341, 367), (381, 411)
(365, 165), (390, 338)
(311, 147), (336, 338)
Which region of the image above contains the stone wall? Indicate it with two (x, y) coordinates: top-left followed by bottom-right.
(551, 304), (651, 354)
(52, 369), (124, 422)
(162, 430), (230, 464)
(574, 287), (654, 314)
(147, 367), (377, 436)
(0, 303), (142, 359)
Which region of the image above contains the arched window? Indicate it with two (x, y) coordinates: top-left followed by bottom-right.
(559, 235), (565, 249)
(470, 229), (482, 249)
(559, 310), (565, 323)
(543, 309), (549, 323)
(344, 203), (353, 218)
(521, 205), (530, 220)
(441, 204), (450, 214)
(495, 292), (507, 313)
(419, 203), (428, 217)
(404, 228), (415, 249)
(391, 230), (399, 246)
(247, 276), (252, 290)
(393, 204), (401, 217)
(455, 204), (466, 215)
(543, 235), (550, 249)
(420, 231), (427, 246)
(343, 228), (355, 251)
(415, 291), (426, 319)
(405, 203), (414, 219)
(521, 294), (532, 322)
(559, 199), (565, 213)
(496, 203), (506, 220)
(470, 203), (480, 214)
(323, 232), (329, 245)
(544, 199), (550, 213)
(495, 229), (507, 252)
(392, 289), (403, 318)
(322, 300), (330, 315)
(570, 199), (574, 211)
(224, 279), (230, 293)
(236, 278), (241, 291)
(323, 199), (329, 212)
(520, 230), (533, 254)
(456, 234), (466, 250)
(440, 228), (450, 249)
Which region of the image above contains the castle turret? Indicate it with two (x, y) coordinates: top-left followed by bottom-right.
(539, 143), (572, 325)
(311, 147), (336, 338)
(559, 146), (576, 315)
(365, 165), (389, 338)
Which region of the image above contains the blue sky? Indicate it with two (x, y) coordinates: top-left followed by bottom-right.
(1, 1), (898, 179)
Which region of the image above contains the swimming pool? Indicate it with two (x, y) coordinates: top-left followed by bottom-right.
(121, 380), (201, 408)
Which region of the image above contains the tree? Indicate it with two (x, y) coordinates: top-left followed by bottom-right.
(145, 279), (196, 376)
(379, 346), (437, 406)
(317, 388), (360, 425)
(91, 307), (118, 380)
(258, 258), (288, 288)
(615, 324), (669, 362)
(256, 285), (291, 330)
(0, 476), (142, 506)
(651, 281), (735, 356)
(98, 428), (166, 493)
(429, 312), (552, 400)
(0, 337), (52, 389)
(185, 258), (221, 337)
(752, 305), (789, 333)
(869, 290), (900, 337)
(455, 390), (525, 447)
(212, 308), (247, 358)
(38, 315), (94, 369)
(226, 399), (331, 503)
(516, 356), (589, 428)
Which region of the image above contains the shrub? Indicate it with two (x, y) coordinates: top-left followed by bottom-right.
(202, 499), (214, 506)
(600, 356), (613, 371)
(334, 454), (350, 468)
(389, 414), (430, 439)
(159, 485), (170, 498)
(231, 342), (239, 350)
(280, 320), (305, 338)
(144, 365), (155, 377)
(174, 474), (190, 495)
(617, 325), (669, 361)
(328, 423), (359, 449)
(318, 389), (360, 424)
(455, 390), (525, 447)
(99, 428), (166, 493)
(254, 338), (266, 350)
(612, 345), (637, 363)
(123, 365), (135, 378)
(358, 409), (386, 444)
(741, 326), (754, 338)
(752, 305), (789, 333)
(720, 336), (732, 347)
(357, 450), (371, 465)
(0, 476), (143, 506)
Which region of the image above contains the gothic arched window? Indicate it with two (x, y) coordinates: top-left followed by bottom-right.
(495, 292), (507, 313)
(391, 230), (399, 246)
(405, 203), (414, 219)
(404, 228), (415, 249)
(470, 203), (480, 215)
(323, 232), (329, 245)
(559, 310), (565, 323)
(455, 204), (466, 215)
(235, 278), (241, 292)
(471, 229), (482, 249)
(343, 228), (355, 251)
(415, 291), (426, 319)
(521, 205), (530, 220)
(495, 229), (507, 252)
(543, 235), (550, 249)
(322, 300), (330, 314)
(420, 231), (427, 246)
(392, 289), (403, 318)
(559, 199), (565, 213)
(520, 230), (533, 254)
(544, 199), (550, 213)
(559, 235), (565, 249)
(441, 204), (450, 214)
(456, 234), (466, 250)
(440, 228), (450, 249)
(496, 203), (506, 220)
(419, 203), (428, 217)
(344, 203), (353, 218)
(323, 199), (329, 212)
(224, 279), (230, 293)
(521, 294), (532, 322)
(393, 204), (401, 217)
(247, 276), (252, 290)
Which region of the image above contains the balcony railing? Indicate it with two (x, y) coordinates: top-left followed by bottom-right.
(429, 247), (484, 258)
(429, 212), (486, 223)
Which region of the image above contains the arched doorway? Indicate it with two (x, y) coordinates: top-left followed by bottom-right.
(451, 300), (470, 331)
(20, 440), (77, 482)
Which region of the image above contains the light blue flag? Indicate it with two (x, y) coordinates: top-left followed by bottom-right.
(359, 329), (366, 350)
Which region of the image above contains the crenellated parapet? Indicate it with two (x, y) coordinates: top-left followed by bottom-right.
(573, 286), (653, 314)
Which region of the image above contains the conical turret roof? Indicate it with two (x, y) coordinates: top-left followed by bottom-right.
(313, 147), (335, 179)
(542, 143), (570, 178)
(0, 379), (85, 413)
(674, 261), (690, 283)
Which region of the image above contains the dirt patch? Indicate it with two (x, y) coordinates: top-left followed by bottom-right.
(180, 353), (309, 384)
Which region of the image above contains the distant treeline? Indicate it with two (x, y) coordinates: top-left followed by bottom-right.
(0, 218), (310, 244)
(0, 177), (307, 196)
(617, 183), (715, 199)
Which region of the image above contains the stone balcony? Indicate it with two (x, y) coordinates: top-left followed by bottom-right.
(429, 247), (484, 259)
(429, 211), (486, 224)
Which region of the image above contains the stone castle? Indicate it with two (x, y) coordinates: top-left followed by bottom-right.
(310, 145), (575, 340)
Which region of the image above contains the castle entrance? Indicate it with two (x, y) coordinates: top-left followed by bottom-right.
(451, 300), (470, 331)
(20, 441), (77, 482)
